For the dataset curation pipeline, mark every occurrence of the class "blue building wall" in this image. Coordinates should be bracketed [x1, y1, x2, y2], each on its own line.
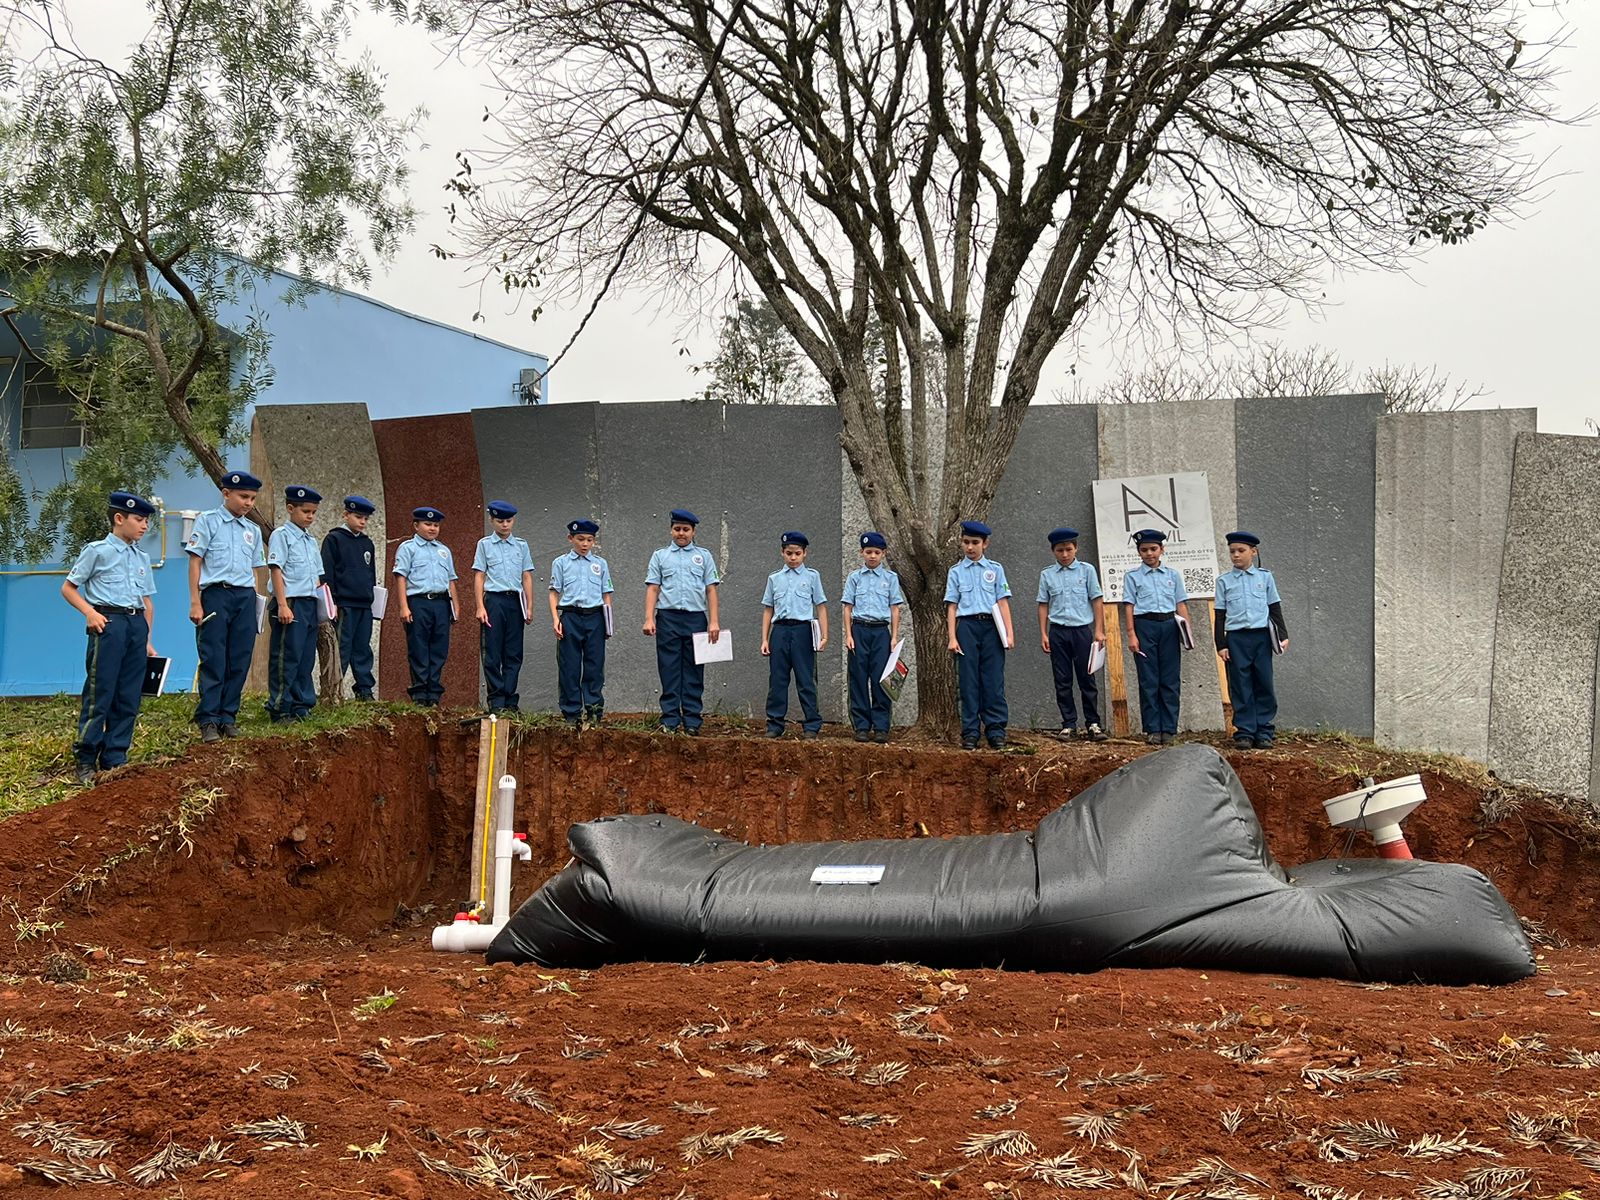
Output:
[0, 269, 546, 696]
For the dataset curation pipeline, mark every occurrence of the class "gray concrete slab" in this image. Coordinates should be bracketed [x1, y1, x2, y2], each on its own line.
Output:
[1373, 409, 1533, 757]
[1096, 400, 1237, 731]
[595, 400, 733, 719]
[1235, 394, 1384, 737]
[474, 403, 602, 712]
[1490, 432, 1600, 799]
[250, 403, 386, 698]
[724, 403, 845, 724]
[991, 404, 1102, 730]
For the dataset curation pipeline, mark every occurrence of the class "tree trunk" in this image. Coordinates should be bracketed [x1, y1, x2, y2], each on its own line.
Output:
[906, 583, 958, 737]
[317, 620, 341, 704]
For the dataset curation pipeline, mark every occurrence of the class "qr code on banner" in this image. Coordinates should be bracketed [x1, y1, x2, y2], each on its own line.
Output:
[1184, 567, 1216, 595]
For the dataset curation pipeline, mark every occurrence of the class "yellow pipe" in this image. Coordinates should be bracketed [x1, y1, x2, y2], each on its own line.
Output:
[476, 717, 499, 911]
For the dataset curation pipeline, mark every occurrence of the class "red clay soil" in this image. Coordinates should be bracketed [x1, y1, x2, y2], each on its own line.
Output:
[3, 720, 1600, 1198]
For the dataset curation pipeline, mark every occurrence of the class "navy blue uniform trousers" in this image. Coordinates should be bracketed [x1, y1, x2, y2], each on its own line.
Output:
[955, 614, 1007, 741]
[76, 609, 148, 769]
[655, 608, 708, 731]
[195, 584, 256, 728]
[1133, 613, 1181, 734]
[480, 591, 525, 711]
[1225, 626, 1278, 740]
[767, 620, 821, 734]
[336, 603, 375, 698]
[556, 605, 606, 719]
[847, 622, 893, 734]
[266, 596, 319, 719]
[405, 594, 452, 705]
[1048, 621, 1102, 729]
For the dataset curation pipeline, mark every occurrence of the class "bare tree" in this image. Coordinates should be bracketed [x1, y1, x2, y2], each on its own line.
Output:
[1062, 343, 1486, 411]
[447, 0, 1555, 728]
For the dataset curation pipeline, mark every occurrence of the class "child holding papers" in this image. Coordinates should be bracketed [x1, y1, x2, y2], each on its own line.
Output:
[1213, 530, 1289, 751]
[944, 520, 1013, 750]
[842, 531, 904, 743]
[761, 532, 828, 739]
[1036, 527, 1108, 741]
[643, 509, 721, 736]
[1122, 529, 1191, 745]
[549, 518, 614, 729]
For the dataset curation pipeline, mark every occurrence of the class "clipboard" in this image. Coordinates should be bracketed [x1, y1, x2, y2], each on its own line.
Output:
[142, 656, 172, 697]
[1087, 641, 1107, 674]
[254, 591, 268, 634]
[1176, 613, 1195, 651]
[990, 602, 1012, 648]
[604, 604, 614, 638]
[371, 584, 388, 620]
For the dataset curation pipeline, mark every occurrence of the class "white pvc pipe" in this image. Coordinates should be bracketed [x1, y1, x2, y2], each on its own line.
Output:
[433, 773, 528, 952]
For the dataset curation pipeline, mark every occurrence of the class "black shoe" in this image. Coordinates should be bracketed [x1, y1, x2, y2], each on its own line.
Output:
[872, 730, 889, 744]
[854, 730, 871, 743]
[766, 729, 784, 740]
[1085, 724, 1109, 742]
[1145, 732, 1161, 745]
[1232, 735, 1253, 750]
[200, 723, 222, 744]
[73, 763, 95, 786]
[1254, 737, 1276, 749]
[271, 715, 295, 726]
[220, 724, 242, 739]
[354, 692, 375, 701]
[1160, 732, 1175, 745]
[565, 717, 581, 730]
[1057, 727, 1078, 740]
[658, 724, 678, 735]
[685, 727, 700, 737]
[961, 738, 978, 751]
[801, 729, 819, 740]
[987, 739, 1006, 751]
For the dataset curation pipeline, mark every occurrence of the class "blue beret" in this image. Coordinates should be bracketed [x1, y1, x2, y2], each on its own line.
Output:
[859, 531, 887, 550]
[220, 470, 262, 490]
[1132, 528, 1166, 545]
[568, 518, 599, 536]
[669, 508, 699, 526]
[285, 485, 321, 504]
[412, 506, 445, 522]
[343, 495, 376, 515]
[960, 520, 992, 539]
[781, 531, 809, 548]
[487, 500, 518, 518]
[1225, 530, 1261, 547]
[108, 491, 156, 517]
[1048, 527, 1080, 546]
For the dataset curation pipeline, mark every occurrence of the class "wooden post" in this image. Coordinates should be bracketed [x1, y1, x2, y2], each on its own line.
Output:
[1104, 609, 1130, 738]
[1202, 599, 1234, 735]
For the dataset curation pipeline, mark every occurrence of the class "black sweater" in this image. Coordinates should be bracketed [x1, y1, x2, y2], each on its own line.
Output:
[321, 526, 377, 606]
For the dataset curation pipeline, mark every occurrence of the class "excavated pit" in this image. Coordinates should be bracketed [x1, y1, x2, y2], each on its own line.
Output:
[3, 715, 1597, 951]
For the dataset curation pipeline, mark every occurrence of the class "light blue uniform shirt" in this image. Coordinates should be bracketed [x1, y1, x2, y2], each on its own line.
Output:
[762, 565, 827, 620]
[68, 534, 156, 608]
[645, 542, 721, 612]
[943, 556, 1011, 616]
[842, 565, 904, 622]
[473, 533, 535, 593]
[394, 535, 458, 595]
[267, 523, 321, 597]
[186, 507, 264, 587]
[1124, 563, 1187, 614]
[1037, 560, 1103, 627]
[550, 550, 613, 607]
[1215, 565, 1280, 630]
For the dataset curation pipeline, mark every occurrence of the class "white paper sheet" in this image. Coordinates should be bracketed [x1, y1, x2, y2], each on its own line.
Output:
[693, 630, 733, 664]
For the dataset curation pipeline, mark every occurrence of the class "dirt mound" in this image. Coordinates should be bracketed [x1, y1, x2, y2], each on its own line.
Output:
[2, 717, 1597, 950]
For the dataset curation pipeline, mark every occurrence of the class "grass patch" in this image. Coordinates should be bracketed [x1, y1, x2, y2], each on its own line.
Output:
[0, 695, 409, 820]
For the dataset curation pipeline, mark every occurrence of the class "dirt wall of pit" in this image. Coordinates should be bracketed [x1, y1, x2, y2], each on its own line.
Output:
[3, 718, 1597, 951]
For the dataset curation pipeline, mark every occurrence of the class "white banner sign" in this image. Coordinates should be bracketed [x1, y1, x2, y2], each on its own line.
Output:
[1092, 471, 1220, 601]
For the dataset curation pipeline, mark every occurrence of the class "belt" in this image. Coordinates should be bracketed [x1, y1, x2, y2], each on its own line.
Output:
[414, 591, 449, 600]
[774, 618, 808, 626]
[657, 608, 701, 614]
[853, 619, 888, 627]
[93, 604, 141, 616]
[958, 613, 994, 621]
[1049, 620, 1093, 628]
[203, 581, 247, 590]
[559, 605, 602, 613]
[1134, 611, 1176, 622]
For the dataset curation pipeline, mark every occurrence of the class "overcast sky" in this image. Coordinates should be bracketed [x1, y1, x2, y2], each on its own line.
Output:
[72, 3, 1600, 434]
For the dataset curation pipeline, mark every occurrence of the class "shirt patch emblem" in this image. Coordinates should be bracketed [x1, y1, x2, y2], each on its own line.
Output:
[591, 563, 602, 575]
[691, 553, 703, 566]
[983, 569, 996, 584]
[243, 530, 255, 545]
[438, 546, 449, 557]
[363, 551, 372, 565]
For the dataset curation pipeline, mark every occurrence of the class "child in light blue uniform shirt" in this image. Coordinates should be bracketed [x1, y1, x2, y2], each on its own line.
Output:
[1214, 530, 1288, 751]
[943, 520, 1013, 750]
[266, 485, 324, 722]
[1122, 529, 1191, 744]
[841, 531, 904, 743]
[394, 506, 459, 706]
[186, 469, 265, 741]
[549, 518, 613, 727]
[761, 531, 829, 739]
[473, 500, 536, 713]
[62, 491, 158, 783]
[643, 509, 721, 735]
[1036, 527, 1108, 740]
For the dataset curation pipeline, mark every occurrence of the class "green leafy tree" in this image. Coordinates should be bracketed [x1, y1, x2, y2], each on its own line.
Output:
[447, 0, 1555, 728]
[696, 297, 822, 405]
[0, 0, 418, 560]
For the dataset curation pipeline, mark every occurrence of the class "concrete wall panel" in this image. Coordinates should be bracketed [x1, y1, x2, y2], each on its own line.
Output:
[373, 413, 484, 705]
[991, 405, 1102, 729]
[1236, 394, 1384, 737]
[1373, 409, 1533, 756]
[1489, 433, 1600, 799]
[250, 404, 387, 699]
[1096, 401, 1237, 731]
[474, 403, 602, 712]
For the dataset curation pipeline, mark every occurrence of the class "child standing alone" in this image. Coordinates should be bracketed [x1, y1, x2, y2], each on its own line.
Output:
[761, 531, 828, 739]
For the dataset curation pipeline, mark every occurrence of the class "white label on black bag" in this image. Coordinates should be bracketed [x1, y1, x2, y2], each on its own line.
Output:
[810, 865, 885, 885]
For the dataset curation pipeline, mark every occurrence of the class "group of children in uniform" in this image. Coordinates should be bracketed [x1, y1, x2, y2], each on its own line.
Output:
[63, 476, 1289, 779]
